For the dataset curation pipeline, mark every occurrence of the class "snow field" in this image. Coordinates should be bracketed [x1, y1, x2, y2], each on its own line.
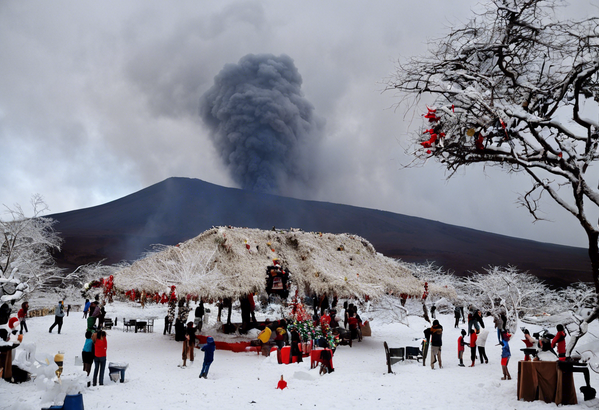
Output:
[2, 301, 598, 410]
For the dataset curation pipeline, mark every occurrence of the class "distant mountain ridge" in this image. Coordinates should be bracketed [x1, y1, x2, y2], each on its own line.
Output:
[50, 177, 590, 288]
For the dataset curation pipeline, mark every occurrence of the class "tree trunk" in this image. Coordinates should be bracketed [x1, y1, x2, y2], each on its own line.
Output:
[566, 230, 599, 356]
[585, 231, 599, 323]
[422, 301, 431, 324]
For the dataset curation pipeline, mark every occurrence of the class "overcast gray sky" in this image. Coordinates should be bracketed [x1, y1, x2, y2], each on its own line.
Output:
[1, 0, 597, 248]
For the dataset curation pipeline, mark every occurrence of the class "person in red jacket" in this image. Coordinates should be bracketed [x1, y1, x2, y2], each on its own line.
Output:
[347, 313, 362, 342]
[551, 324, 567, 361]
[17, 302, 28, 334]
[457, 329, 468, 367]
[522, 329, 536, 361]
[92, 330, 107, 386]
[469, 329, 478, 367]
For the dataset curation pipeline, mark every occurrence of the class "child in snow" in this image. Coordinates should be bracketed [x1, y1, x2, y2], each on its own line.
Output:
[199, 336, 215, 379]
[82, 331, 94, 387]
[500, 331, 511, 380]
[469, 329, 478, 367]
[457, 329, 468, 367]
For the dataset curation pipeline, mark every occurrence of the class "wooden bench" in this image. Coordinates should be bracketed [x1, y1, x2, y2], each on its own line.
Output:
[405, 346, 423, 362]
[384, 341, 404, 373]
[103, 318, 114, 329]
[123, 319, 136, 332]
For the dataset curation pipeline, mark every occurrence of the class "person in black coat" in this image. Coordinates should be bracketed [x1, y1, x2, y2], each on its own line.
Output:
[454, 306, 461, 328]
[194, 301, 205, 332]
[290, 327, 303, 363]
[0, 302, 12, 326]
[174, 318, 186, 342]
[429, 320, 443, 369]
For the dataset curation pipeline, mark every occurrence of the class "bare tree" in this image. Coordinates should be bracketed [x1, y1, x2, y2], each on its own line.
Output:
[461, 266, 556, 331]
[0, 195, 62, 302]
[386, 0, 599, 333]
[558, 281, 598, 311]
[114, 244, 218, 296]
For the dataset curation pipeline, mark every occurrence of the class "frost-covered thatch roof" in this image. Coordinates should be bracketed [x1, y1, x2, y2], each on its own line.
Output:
[114, 226, 454, 300]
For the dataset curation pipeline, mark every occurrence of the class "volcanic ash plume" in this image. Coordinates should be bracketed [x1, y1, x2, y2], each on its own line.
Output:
[199, 54, 322, 195]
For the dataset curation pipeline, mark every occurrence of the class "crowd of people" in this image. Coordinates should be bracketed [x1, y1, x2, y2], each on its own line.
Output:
[246, 295, 368, 375]
[168, 298, 216, 378]
[1, 294, 593, 390]
[424, 304, 581, 381]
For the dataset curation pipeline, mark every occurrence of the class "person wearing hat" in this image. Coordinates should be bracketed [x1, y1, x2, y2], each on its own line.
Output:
[500, 331, 512, 380]
[49, 301, 65, 334]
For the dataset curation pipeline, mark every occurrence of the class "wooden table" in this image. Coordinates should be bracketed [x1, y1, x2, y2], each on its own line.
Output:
[517, 360, 577, 405]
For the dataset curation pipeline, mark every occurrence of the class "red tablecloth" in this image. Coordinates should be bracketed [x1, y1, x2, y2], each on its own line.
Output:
[310, 349, 334, 369]
[279, 346, 301, 364]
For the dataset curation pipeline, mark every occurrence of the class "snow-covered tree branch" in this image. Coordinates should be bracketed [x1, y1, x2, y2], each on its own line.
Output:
[0, 195, 62, 302]
[461, 266, 556, 331]
[386, 0, 599, 350]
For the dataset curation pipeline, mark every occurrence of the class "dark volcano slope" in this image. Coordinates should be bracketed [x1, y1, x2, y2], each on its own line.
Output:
[50, 177, 590, 287]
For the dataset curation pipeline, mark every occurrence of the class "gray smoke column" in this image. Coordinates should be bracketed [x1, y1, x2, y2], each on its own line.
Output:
[199, 53, 322, 194]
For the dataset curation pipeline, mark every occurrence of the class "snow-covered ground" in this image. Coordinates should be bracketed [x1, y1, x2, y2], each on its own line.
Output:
[2, 301, 599, 410]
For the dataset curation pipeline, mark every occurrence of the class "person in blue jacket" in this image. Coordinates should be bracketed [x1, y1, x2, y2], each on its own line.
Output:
[83, 299, 91, 319]
[199, 336, 215, 379]
[500, 331, 512, 380]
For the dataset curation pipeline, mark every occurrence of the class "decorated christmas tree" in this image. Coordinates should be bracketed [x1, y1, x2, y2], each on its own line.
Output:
[287, 291, 338, 348]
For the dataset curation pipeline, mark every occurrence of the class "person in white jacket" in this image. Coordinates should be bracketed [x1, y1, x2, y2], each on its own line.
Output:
[476, 328, 489, 364]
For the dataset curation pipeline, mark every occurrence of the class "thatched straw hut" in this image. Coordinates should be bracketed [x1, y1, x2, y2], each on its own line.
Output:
[114, 226, 454, 300]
